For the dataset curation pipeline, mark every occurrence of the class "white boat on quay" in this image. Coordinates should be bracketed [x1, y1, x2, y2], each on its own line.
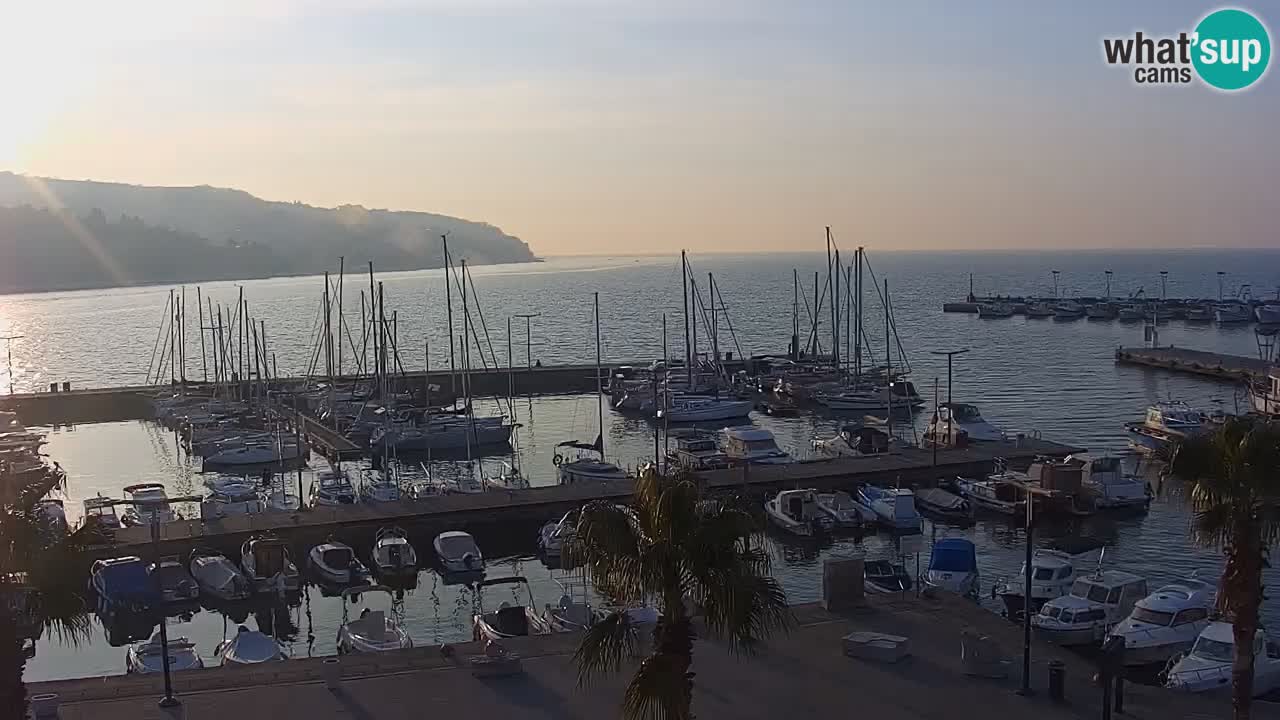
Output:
[126, 627, 203, 674]
[1108, 577, 1215, 667]
[215, 626, 288, 666]
[337, 585, 413, 654]
[1164, 622, 1280, 696]
[1032, 570, 1148, 646]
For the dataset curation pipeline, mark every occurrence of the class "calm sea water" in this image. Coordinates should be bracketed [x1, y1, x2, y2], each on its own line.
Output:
[11, 250, 1280, 682]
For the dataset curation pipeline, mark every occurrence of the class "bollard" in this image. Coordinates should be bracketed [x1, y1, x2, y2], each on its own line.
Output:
[29, 693, 60, 719]
[1047, 660, 1065, 702]
[322, 657, 341, 691]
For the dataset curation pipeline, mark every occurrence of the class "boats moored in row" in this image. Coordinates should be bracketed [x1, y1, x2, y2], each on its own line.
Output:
[765, 489, 834, 537]
[1108, 577, 1215, 666]
[1165, 622, 1280, 696]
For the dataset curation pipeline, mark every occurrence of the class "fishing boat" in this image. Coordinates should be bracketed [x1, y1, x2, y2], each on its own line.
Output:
[337, 585, 413, 654]
[994, 549, 1079, 618]
[658, 396, 753, 423]
[358, 469, 401, 503]
[864, 560, 912, 593]
[371, 526, 418, 580]
[307, 538, 369, 585]
[1118, 304, 1148, 321]
[857, 486, 921, 532]
[310, 469, 357, 506]
[150, 558, 200, 604]
[1085, 302, 1117, 320]
[1124, 401, 1208, 454]
[915, 487, 972, 522]
[126, 627, 203, 674]
[1214, 302, 1253, 324]
[1069, 454, 1151, 510]
[814, 491, 874, 529]
[1184, 303, 1215, 323]
[82, 494, 122, 531]
[537, 509, 578, 557]
[472, 576, 553, 641]
[764, 489, 833, 537]
[215, 626, 288, 666]
[924, 538, 980, 597]
[977, 303, 1014, 318]
[188, 549, 250, 601]
[1024, 301, 1054, 318]
[120, 483, 176, 527]
[90, 557, 158, 612]
[1032, 570, 1148, 646]
[720, 426, 793, 465]
[433, 530, 485, 573]
[1108, 577, 1215, 666]
[1164, 622, 1280, 696]
[1053, 301, 1086, 320]
[925, 403, 1004, 444]
[240, 535, 301, 594]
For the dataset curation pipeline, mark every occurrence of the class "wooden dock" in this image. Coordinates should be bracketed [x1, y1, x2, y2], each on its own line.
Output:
[1115, 345, 1272, 383]
[93, 436, 1081, 560]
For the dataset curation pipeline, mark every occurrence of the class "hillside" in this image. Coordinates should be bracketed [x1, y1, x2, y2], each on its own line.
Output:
[0, 172, 536, 293]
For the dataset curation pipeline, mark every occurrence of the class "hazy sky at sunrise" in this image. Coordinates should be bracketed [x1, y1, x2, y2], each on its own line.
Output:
[2, 0, 1277, 255]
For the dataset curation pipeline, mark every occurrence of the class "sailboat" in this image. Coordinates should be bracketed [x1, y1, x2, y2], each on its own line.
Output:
[558, 293, 628, 484]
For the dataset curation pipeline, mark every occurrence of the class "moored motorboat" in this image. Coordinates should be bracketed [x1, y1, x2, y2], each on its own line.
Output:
[307, 539, 369, 585]
[658, 397, 753, 423]
[189, 548, 251, 601]
[1069, 453, 1151, 510]
[433, 530, 485, 574]
[857, 485, 921, 532]
[1124, 401, 1207, 454]
[90, 557, 159, 613]
[764, 489, 833, 537]
[915, 487, 972, 522]
[924, 538, 980, 597]
[215, 626, 288, 665]
[1108, 577, 1215, 667]
[472, 576, 553, 641]
[371, 526, 418, 580]
[310, 469, 357, 506]
[120, 483, 176, 527]
[126, 627, 203, 674]
[337, 585, 413, 654]
[537, 509, 578, 557]
[814, 490, 874, 529]
[925, 403, 1004, 444]
[1164, 622, 1280, 696]
[864, 559, 912, 593]
[993, 549, 1078, 618]
[720, 426, 793, 465]
[240, 535, 301, 594]
[82, 494, 122, 531]
[1032, 570, 1148, 646]
[977, 303, 1014, 318]
[151, 558, 200, 604]
[1053, 301, 1086, 320]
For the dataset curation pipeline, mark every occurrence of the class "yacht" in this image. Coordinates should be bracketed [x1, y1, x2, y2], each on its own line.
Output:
[120, 483, 176, 527]
[1053, 301, 1086, 320]
[371, 526, 418, 580]
[310, 469, 357, 506]
[1032, 570, 1148, 646]
[188, 549, 251, 601]
[370, 415, 515, 452]
[1068, 454, 1151, 510]
[307, 539, 369, 585]
[764, 489, 833, 537]
[201, 483, 265, 519]
[434, 530, 485, 574]
[658, 396, 753, 423]
[473, 576, 552, 641]
[215, 626, 288, 665]
[337, 585, 413, 654]
[665, 434, 731, 472]
[857, 486, 921, 532]
[359, 469, 401, 503]
[1165, 622, 1280, 696]
[1108, 577, 1215, 666]
[1125, 401, 1207, 454]
[925, 403, 1004, 444]
[994, 549, 1078, 617]
[719, 426, 793, 465]
[240, 535, 301, 594]
[126, 627, 203, 674]
[924, 538, 980, 597]
[814, 491, 875, 529]
[204, 440, 305, 467]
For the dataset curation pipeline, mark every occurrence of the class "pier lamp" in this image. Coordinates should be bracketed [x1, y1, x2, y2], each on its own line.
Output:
[116, 493, 204, 709]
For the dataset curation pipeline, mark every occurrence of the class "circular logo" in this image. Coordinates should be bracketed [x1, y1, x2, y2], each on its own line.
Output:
[1192, 8, 1271, 91]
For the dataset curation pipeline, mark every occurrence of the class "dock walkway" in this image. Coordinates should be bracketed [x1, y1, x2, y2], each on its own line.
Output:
[95, 437, 1080, 558]
[31, 595, 1245, 720]
[1115, 345, 1272, 382]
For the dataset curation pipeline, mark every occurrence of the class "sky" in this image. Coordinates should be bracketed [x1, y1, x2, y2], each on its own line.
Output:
[2, 0, 1277, 255]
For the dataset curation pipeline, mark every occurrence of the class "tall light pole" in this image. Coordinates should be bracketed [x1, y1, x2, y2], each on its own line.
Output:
[1159, 271, 1169, 301]
[930, 349, 969, 444]
[1051, 270, 1060, 300]
[1104, 270, 1113, 300]
[2, 334, 23, 395]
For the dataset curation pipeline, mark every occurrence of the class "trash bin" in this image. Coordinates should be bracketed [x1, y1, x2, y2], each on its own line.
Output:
[1048, 659, 1066, 702]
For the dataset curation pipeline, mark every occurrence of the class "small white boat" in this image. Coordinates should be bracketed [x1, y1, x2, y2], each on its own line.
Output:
[1185, 303, 1215, 323]
[864, 559, 913, 593]
[1069, 454, 1150, 510]
[658, 397, 753, 423]
[215, 626, 288, 665]
[473, 576, 553, 641]
[1165, 622, 1280, 696]
[126, 627, 203, 674]
[537, 509, 578, 557]
[915, 487, 972, 522]
[82, 494, 122, 531]
[814, 491, 875, 529]
[557, 457, 628, 484]
[310, 469, 357, 506]
[240, 535, 300, 594]
[1085, 302, 1117, 320]
[1108, 577, 1215, 666]
[812, 426, 891, 457]
[1215, 302, 1253, 324]
[1256, 303, 1280, 324]
[481, 461, 530, 491]
[433, 530, 485, 573]
[543, 576, 598, 632]
[307, 539, 369, 585]
[720, 426, 792, 465]
[994, 549, 1078, 618]
[189, 549, 251, 601]
[925, 538, 980, 597]
[151, 558, 200, 604]
[857, 485, 921, 532]
[1249, 368, 1280, 418]
[1124, 401, 1207, 454]
[764, 489, 834, 537]
[926, 403, 1004, 444]
[337, 585, 413, 654]
[261, 487, 301, 512]
[200, 483, 264, 519]
[359, 469, 401, 503]
[1053, 301, 1086, 319]
[1032, 570, 1148, 646]
[371, 526, 418, 580]
[120, 483, 176, 527]
[1025, 301, 1055, 318]
[977, 303, 1014, 318]
[205, 441, 305, 466]
[955, 476, 1025, 516]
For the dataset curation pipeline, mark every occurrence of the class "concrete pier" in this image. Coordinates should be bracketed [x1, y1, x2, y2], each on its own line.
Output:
[1115, 345, 1272, 383]
[29, 594, 1240, 720]
[92, 437, 1081, 560]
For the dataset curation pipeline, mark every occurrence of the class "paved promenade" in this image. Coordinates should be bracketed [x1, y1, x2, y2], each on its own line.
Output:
[33, 594, 1267, 720]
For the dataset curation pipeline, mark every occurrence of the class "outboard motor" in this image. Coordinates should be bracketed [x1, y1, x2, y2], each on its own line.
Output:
[464, 553, 479, 571]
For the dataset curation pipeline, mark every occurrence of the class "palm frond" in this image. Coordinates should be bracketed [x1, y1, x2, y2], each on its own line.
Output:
[571, 501, 648, 604]
[622, 650, 693, 720]
[696, 561, 791, 654]
[574, 610, 637, 685]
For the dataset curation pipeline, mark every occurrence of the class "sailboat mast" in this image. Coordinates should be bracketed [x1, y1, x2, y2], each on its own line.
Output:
[595, 292, 605, 460]
[855, 247, 863, 379]
[323, 272, 334, 379]
[885, 278, 892, 437]
[708, 272, 718, 373]
[197, 287, 208, 382]
[507, 316, 515, 423]
[681, 250, 692, 385]
[367, 262, 378, 395]
[442, 235, 457, 396]
[811, 271, 819, 356]
[792, 269, 799, 360]
[845, 264, 852, 377]
[337, 256, 344, 378]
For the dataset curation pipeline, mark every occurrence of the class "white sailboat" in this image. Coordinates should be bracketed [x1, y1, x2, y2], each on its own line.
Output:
[558, 292, 627, 484]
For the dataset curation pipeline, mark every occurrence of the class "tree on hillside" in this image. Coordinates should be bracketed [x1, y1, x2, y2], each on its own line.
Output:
[1172, 416, 1280, 720]
[569, 469, 790, 720]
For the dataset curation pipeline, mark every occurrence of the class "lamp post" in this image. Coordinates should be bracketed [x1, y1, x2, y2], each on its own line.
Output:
[2, 334, 23, 395]
[1051, 270, 1060, 300]
[1018, 494, 1034, 696]
[1159, 271, 1169, 301]
[930, 349, 969, 445]
[513, 313, 540, 374]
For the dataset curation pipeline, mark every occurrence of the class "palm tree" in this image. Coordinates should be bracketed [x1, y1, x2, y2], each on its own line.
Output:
[569, 469, 790, 720]
[1172, 416, 1280, 720]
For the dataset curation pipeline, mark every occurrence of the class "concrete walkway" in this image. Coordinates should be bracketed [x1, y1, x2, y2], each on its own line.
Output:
[34, 595, 1267, 720]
